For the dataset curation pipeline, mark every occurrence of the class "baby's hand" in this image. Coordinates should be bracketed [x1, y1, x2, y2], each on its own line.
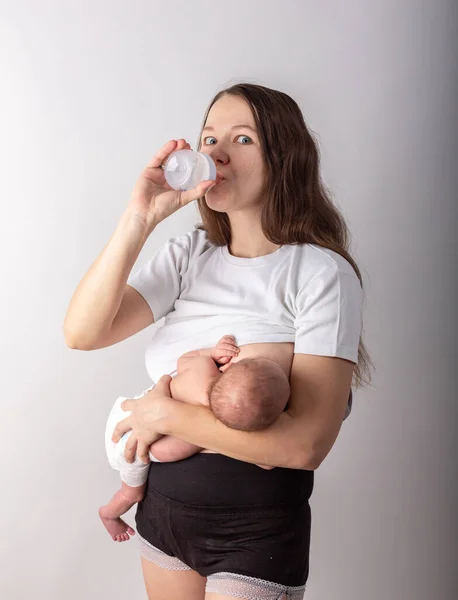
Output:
[211, 335, 240, 364]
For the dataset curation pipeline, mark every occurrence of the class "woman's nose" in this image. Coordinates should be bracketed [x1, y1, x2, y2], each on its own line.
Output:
[205, 147, 229, 166]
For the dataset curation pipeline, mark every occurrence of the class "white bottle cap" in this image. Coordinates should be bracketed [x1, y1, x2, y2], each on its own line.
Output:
[163, 150, 216, 191]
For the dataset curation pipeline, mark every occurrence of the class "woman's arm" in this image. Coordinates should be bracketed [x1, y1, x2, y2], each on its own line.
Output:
[114, 354, 355, 470]
[64, 210, 154, 349]
[64, 139, 215, 350]
[164, 353, 354, 470]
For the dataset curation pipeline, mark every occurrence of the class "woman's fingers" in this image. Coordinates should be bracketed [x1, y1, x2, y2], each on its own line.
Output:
[155, 374, 173, 396]
[121, 399, 135, 412]
[124, 432, 138, 464]
[136, 439, 150, 465]
[112, 415, 132, 443]
[179, 179, 216, 206]
[145, 140, 177, 169]
[145, 139, 190, 170]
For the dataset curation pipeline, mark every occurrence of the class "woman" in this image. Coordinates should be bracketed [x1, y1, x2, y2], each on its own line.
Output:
[65, 83, 373, 600]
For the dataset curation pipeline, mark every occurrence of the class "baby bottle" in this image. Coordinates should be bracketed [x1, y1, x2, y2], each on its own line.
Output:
[163, 149, 216, 191]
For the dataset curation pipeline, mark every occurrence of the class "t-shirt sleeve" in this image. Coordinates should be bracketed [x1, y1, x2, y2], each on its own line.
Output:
[294, 265, 363, 363]
[126, 235, 191, 322]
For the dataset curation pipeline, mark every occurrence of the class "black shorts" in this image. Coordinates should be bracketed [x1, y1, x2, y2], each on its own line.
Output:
[135, 453, 314, 587]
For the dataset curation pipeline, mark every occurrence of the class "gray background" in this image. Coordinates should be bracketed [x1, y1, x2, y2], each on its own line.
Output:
[1, 1, 456, 598]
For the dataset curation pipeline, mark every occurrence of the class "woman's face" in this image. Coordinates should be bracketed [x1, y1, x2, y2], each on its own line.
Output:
[200, 94, 266, 214]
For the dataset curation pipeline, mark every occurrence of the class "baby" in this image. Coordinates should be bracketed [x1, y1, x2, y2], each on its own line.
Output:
[100, 335, 291, 541]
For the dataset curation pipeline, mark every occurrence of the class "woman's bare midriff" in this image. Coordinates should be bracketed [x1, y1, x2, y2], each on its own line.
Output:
[200, 341, 294, 455]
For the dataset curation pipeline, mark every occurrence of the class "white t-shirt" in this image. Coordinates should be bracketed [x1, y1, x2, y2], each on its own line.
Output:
[127, 228, 363, 393]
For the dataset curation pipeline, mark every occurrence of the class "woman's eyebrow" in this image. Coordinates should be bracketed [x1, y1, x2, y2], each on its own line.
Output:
[202, 124, 257, 133]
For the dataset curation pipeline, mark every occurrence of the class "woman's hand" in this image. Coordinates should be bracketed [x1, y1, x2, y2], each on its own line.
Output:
[112, 375, 173, 464]
[127, 139, 216, 229]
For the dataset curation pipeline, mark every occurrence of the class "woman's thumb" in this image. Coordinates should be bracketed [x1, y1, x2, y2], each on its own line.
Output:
[157, 374, 172, 391]
[199, 180, 216, 194]
[181, 180, 215, 205]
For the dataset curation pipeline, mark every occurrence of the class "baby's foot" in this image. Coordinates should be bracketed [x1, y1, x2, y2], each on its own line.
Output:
[98, 506, 136, 542]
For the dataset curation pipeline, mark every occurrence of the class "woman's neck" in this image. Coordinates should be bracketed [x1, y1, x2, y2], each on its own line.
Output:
[227, 211, 281, 259]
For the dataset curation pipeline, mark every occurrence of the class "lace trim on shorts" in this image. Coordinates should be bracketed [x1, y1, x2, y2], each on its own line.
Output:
[206, 571, 306, 600]
[138, 533, 191, 571]
[139, 534, 305, 599]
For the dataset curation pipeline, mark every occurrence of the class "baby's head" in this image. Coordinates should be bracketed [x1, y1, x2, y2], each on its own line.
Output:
[208, 358, 290, 432]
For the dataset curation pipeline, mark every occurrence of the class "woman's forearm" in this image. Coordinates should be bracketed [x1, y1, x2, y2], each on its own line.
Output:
[64, 209, 154, 349]
[161, 401, 314, 470]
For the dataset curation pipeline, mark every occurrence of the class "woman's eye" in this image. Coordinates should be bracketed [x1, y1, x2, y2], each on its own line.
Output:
[236, 135, 252, 144]
[202, 135, 252, 145]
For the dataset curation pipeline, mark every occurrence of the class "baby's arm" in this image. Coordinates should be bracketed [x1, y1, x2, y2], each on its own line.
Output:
[179, 348, 212, 359]
[179, 335, 240, 366]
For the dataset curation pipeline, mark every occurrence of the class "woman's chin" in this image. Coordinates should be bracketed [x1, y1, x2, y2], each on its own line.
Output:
[205, 187, 233, 211]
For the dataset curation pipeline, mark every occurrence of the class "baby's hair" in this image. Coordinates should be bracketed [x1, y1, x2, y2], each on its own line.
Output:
[208, 357, 290, 432]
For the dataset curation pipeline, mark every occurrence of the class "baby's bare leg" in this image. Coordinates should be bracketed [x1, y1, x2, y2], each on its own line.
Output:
[149, 435, 203, 462]
[99, 481, 146, 542]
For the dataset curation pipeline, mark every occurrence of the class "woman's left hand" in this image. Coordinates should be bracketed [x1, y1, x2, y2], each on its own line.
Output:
[112, 375, 173, 464]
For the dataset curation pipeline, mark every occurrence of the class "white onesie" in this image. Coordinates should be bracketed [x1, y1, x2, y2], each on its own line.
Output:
[105, 381, 160, 487]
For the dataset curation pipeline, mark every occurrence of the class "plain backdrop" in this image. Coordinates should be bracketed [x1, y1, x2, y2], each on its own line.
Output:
[1, 1, 456, 599]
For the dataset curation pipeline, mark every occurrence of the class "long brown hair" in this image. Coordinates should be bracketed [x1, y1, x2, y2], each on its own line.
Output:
[195, 83, 374, 389]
